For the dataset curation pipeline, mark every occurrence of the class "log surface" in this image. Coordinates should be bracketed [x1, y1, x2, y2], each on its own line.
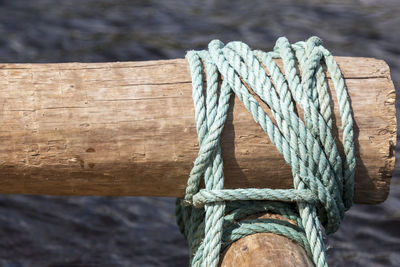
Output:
[0, 57, 395, 204]
[221, 214, 313, 267]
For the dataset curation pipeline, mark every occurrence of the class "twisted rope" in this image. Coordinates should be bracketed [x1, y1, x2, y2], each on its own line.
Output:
[176, 36, 355, 267]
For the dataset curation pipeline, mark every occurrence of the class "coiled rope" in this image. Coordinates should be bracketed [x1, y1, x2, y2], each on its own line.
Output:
[175, 36, 355, 267]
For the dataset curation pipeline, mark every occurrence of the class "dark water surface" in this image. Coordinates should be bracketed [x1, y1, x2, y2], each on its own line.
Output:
[0, 0, 399, 266]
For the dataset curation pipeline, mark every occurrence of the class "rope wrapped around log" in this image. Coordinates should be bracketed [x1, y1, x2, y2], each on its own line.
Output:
[176, 36, 356, 267]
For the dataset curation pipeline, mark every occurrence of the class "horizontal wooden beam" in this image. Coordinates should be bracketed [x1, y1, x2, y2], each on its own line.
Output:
[0, 57, 395, 204]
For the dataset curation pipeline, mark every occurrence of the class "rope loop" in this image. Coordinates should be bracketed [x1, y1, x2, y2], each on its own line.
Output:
[192, 188, 317, 208]
[176, 36, 356, 267]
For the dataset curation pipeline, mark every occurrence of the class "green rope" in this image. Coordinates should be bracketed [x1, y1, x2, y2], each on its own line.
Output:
[175, 36, 355, 267]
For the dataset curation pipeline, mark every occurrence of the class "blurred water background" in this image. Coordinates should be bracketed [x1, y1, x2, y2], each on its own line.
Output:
[0, 0, 398, 266]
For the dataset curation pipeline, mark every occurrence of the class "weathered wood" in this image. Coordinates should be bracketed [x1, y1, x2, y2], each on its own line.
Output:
[221, 214, 313, 267]
[0, 57, 395, 204]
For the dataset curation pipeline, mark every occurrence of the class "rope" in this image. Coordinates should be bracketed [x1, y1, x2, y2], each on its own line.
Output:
[175, 36, 355, 267]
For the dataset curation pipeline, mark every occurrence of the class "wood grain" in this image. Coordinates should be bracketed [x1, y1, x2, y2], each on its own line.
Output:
[0, 57, 395, 204]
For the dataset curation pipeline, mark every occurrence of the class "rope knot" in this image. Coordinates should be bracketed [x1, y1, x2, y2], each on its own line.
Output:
[176, 37, 355, 267]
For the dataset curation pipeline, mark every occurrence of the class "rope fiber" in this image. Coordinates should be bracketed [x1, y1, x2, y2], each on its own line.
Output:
[175, 36, 355, 267]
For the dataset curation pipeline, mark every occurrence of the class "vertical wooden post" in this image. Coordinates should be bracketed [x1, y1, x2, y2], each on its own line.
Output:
[220, 214, 313, 267]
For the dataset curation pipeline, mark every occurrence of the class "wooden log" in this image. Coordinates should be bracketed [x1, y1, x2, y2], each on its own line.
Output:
[221, 213, 313, 267]
[0, 57, 395, 205]
[222, 232, 312, 267]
